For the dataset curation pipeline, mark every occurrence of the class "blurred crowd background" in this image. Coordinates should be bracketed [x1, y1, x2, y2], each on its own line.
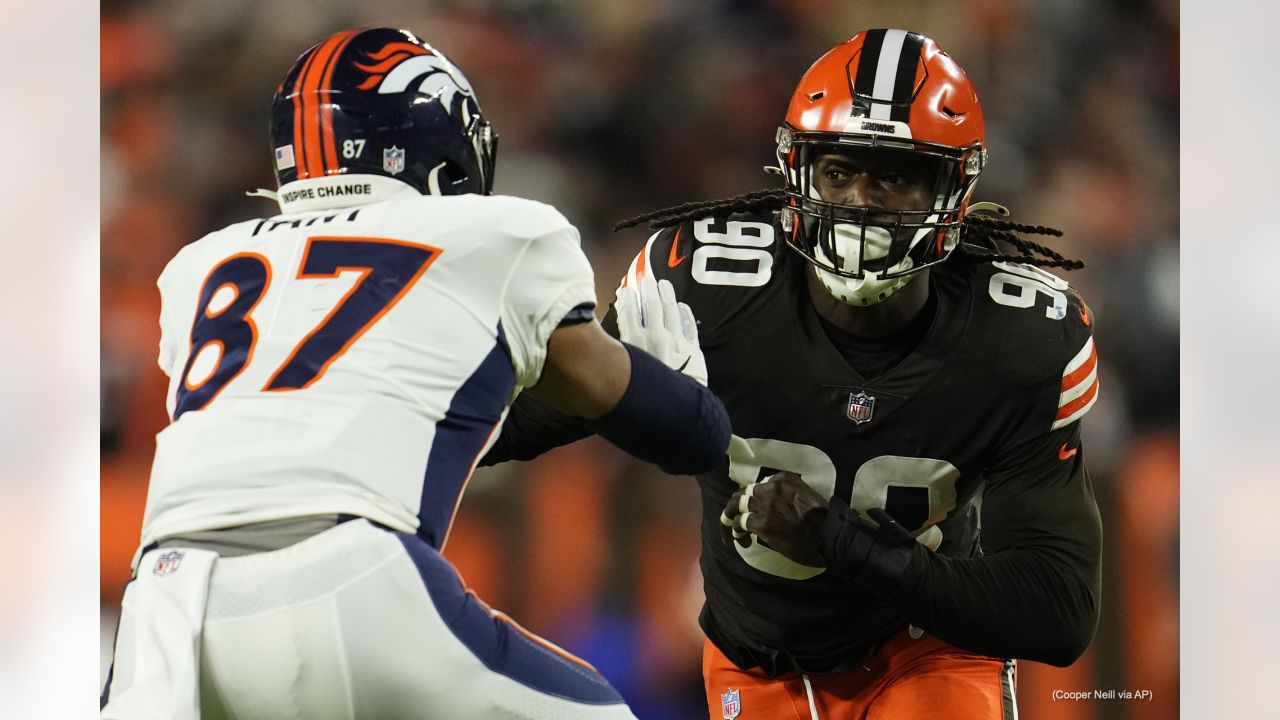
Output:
[100, 1, 1179, 717]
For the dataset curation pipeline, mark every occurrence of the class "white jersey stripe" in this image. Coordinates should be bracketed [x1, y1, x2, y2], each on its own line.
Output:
[1059, 365, 1098, 406]
[1052, 390, 1098, 431]
[1062, 336, 1095, 376]
[1051, 335, 1099, 430]
[622, 230, 661, 289]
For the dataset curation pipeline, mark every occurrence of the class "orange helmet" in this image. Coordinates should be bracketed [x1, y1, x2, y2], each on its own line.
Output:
[775, 29, 987, 304]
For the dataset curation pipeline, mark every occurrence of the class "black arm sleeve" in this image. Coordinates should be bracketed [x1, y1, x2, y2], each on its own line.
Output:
[819, 424, 1103, 666]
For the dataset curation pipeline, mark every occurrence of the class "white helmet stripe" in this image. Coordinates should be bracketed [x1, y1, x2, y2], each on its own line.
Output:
[869, 30, 908, 120]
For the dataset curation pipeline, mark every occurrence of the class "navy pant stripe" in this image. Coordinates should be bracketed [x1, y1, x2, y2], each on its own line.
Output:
[396, 532, 624, 705]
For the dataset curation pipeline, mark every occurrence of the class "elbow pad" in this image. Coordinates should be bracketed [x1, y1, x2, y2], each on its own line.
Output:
[587, 343, 730, 475]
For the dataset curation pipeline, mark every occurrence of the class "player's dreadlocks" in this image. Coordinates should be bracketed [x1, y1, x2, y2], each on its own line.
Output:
[614, 189, 1083, 270]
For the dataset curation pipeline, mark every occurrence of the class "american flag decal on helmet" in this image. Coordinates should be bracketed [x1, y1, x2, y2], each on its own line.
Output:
[1052, 336, 1099, 430]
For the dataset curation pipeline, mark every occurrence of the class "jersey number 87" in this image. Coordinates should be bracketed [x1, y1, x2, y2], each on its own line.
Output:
[174, 236, 441, 419]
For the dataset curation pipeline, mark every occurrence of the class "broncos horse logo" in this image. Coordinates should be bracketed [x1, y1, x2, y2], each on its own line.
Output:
[355, 42, 476, 117]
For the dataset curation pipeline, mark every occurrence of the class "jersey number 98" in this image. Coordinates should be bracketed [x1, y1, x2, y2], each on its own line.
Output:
[726, 436, 959, 580]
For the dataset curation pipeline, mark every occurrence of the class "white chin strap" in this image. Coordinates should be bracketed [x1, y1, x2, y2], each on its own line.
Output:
[813, 222, 919, 306]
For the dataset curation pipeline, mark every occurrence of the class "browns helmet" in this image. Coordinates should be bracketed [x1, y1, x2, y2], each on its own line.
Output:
[775, 29, 986, 304]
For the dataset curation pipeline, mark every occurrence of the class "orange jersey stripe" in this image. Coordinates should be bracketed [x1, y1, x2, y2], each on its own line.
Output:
[1055, 377, 1099, 421]
[1061, 344, 1098, 392]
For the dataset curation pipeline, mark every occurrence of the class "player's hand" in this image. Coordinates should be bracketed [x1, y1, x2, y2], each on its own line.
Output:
[720, 471, 826, 567]
[615, 275, 709, 386]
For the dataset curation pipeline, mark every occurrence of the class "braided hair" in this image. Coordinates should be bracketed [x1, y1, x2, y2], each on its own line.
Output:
[614, 189, 1082, 270]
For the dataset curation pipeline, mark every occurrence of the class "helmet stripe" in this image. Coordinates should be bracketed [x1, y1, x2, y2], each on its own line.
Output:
[889, 32, 925, 123]
[868, 29, 907, 119]
[851, 29, 926, 122]
[298, 33, 349, 178]
[851, 29, 886, 115]
[290, 46, 324, 179]
[319, 31, 358, 174]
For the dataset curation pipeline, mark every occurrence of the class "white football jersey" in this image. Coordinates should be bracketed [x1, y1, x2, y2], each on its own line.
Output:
[140, 176, 596, 550]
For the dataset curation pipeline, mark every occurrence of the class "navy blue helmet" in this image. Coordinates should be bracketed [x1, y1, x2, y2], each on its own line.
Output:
[270, 27, 497, 196]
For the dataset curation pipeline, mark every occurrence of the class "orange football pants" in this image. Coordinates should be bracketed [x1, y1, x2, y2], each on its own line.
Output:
[703, 628, 1017, 719]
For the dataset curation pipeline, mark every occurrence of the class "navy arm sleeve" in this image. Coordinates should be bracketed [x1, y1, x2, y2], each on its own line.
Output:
[818, 423, 1102, 666]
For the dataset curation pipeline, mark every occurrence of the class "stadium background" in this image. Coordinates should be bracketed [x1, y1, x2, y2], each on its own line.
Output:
[100, 1, 1179, 717]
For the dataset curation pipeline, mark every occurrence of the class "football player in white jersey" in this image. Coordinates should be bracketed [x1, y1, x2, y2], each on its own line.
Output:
[102, 27, 730, 720]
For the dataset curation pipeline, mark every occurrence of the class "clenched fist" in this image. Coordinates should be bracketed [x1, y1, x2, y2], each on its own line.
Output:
[720, 471, 828, 567]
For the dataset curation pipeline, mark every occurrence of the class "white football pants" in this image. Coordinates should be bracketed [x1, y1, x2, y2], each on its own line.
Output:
[103, 518, 637, 719]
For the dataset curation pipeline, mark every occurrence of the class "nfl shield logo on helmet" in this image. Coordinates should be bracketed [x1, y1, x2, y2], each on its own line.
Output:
[153, 550, 185, 577]
[383, 146, 406, 175]
[720, 688, 741, 719]
[847, 391, 875, 424]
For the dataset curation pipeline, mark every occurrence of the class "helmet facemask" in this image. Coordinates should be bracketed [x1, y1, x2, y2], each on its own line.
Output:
[776, 127, 984, 305]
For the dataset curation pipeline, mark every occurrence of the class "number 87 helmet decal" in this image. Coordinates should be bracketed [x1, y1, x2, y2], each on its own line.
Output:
[271, 27, 497, 197]
[776, 29, 987, 305]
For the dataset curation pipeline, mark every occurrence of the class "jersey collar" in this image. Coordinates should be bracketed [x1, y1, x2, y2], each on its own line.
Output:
[267, 174, 422, 215]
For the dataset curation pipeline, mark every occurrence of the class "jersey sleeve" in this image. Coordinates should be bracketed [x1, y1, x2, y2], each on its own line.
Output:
[985, 267, 1101, 450]
[500, 206, 598, 390]
[155, 248, 196, 421]
[820, 420, 1102, 666]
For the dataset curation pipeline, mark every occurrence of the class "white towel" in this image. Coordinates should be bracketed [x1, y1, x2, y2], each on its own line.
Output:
[102, 547, 218, 720]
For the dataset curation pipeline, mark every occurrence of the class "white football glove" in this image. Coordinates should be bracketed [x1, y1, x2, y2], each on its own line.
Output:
[614, 274, 709, 386]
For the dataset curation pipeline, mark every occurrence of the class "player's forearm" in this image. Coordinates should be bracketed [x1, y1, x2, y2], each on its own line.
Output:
[481, 344, 731, 475]
[818, 499, 1100, 666]
[891, 545, 1098, 665]
[479, 393, 591, 466]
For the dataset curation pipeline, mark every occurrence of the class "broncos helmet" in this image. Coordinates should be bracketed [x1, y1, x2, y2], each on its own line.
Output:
[271, 27, 497, 197]
[775, 29, 986, 305]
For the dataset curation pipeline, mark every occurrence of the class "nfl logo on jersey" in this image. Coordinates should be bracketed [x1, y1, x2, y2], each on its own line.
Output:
[383, 146, 406, 175]
[847, 391, 875, 424]
[153, 550, 185, 576]
[720, 688, 741, 719]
